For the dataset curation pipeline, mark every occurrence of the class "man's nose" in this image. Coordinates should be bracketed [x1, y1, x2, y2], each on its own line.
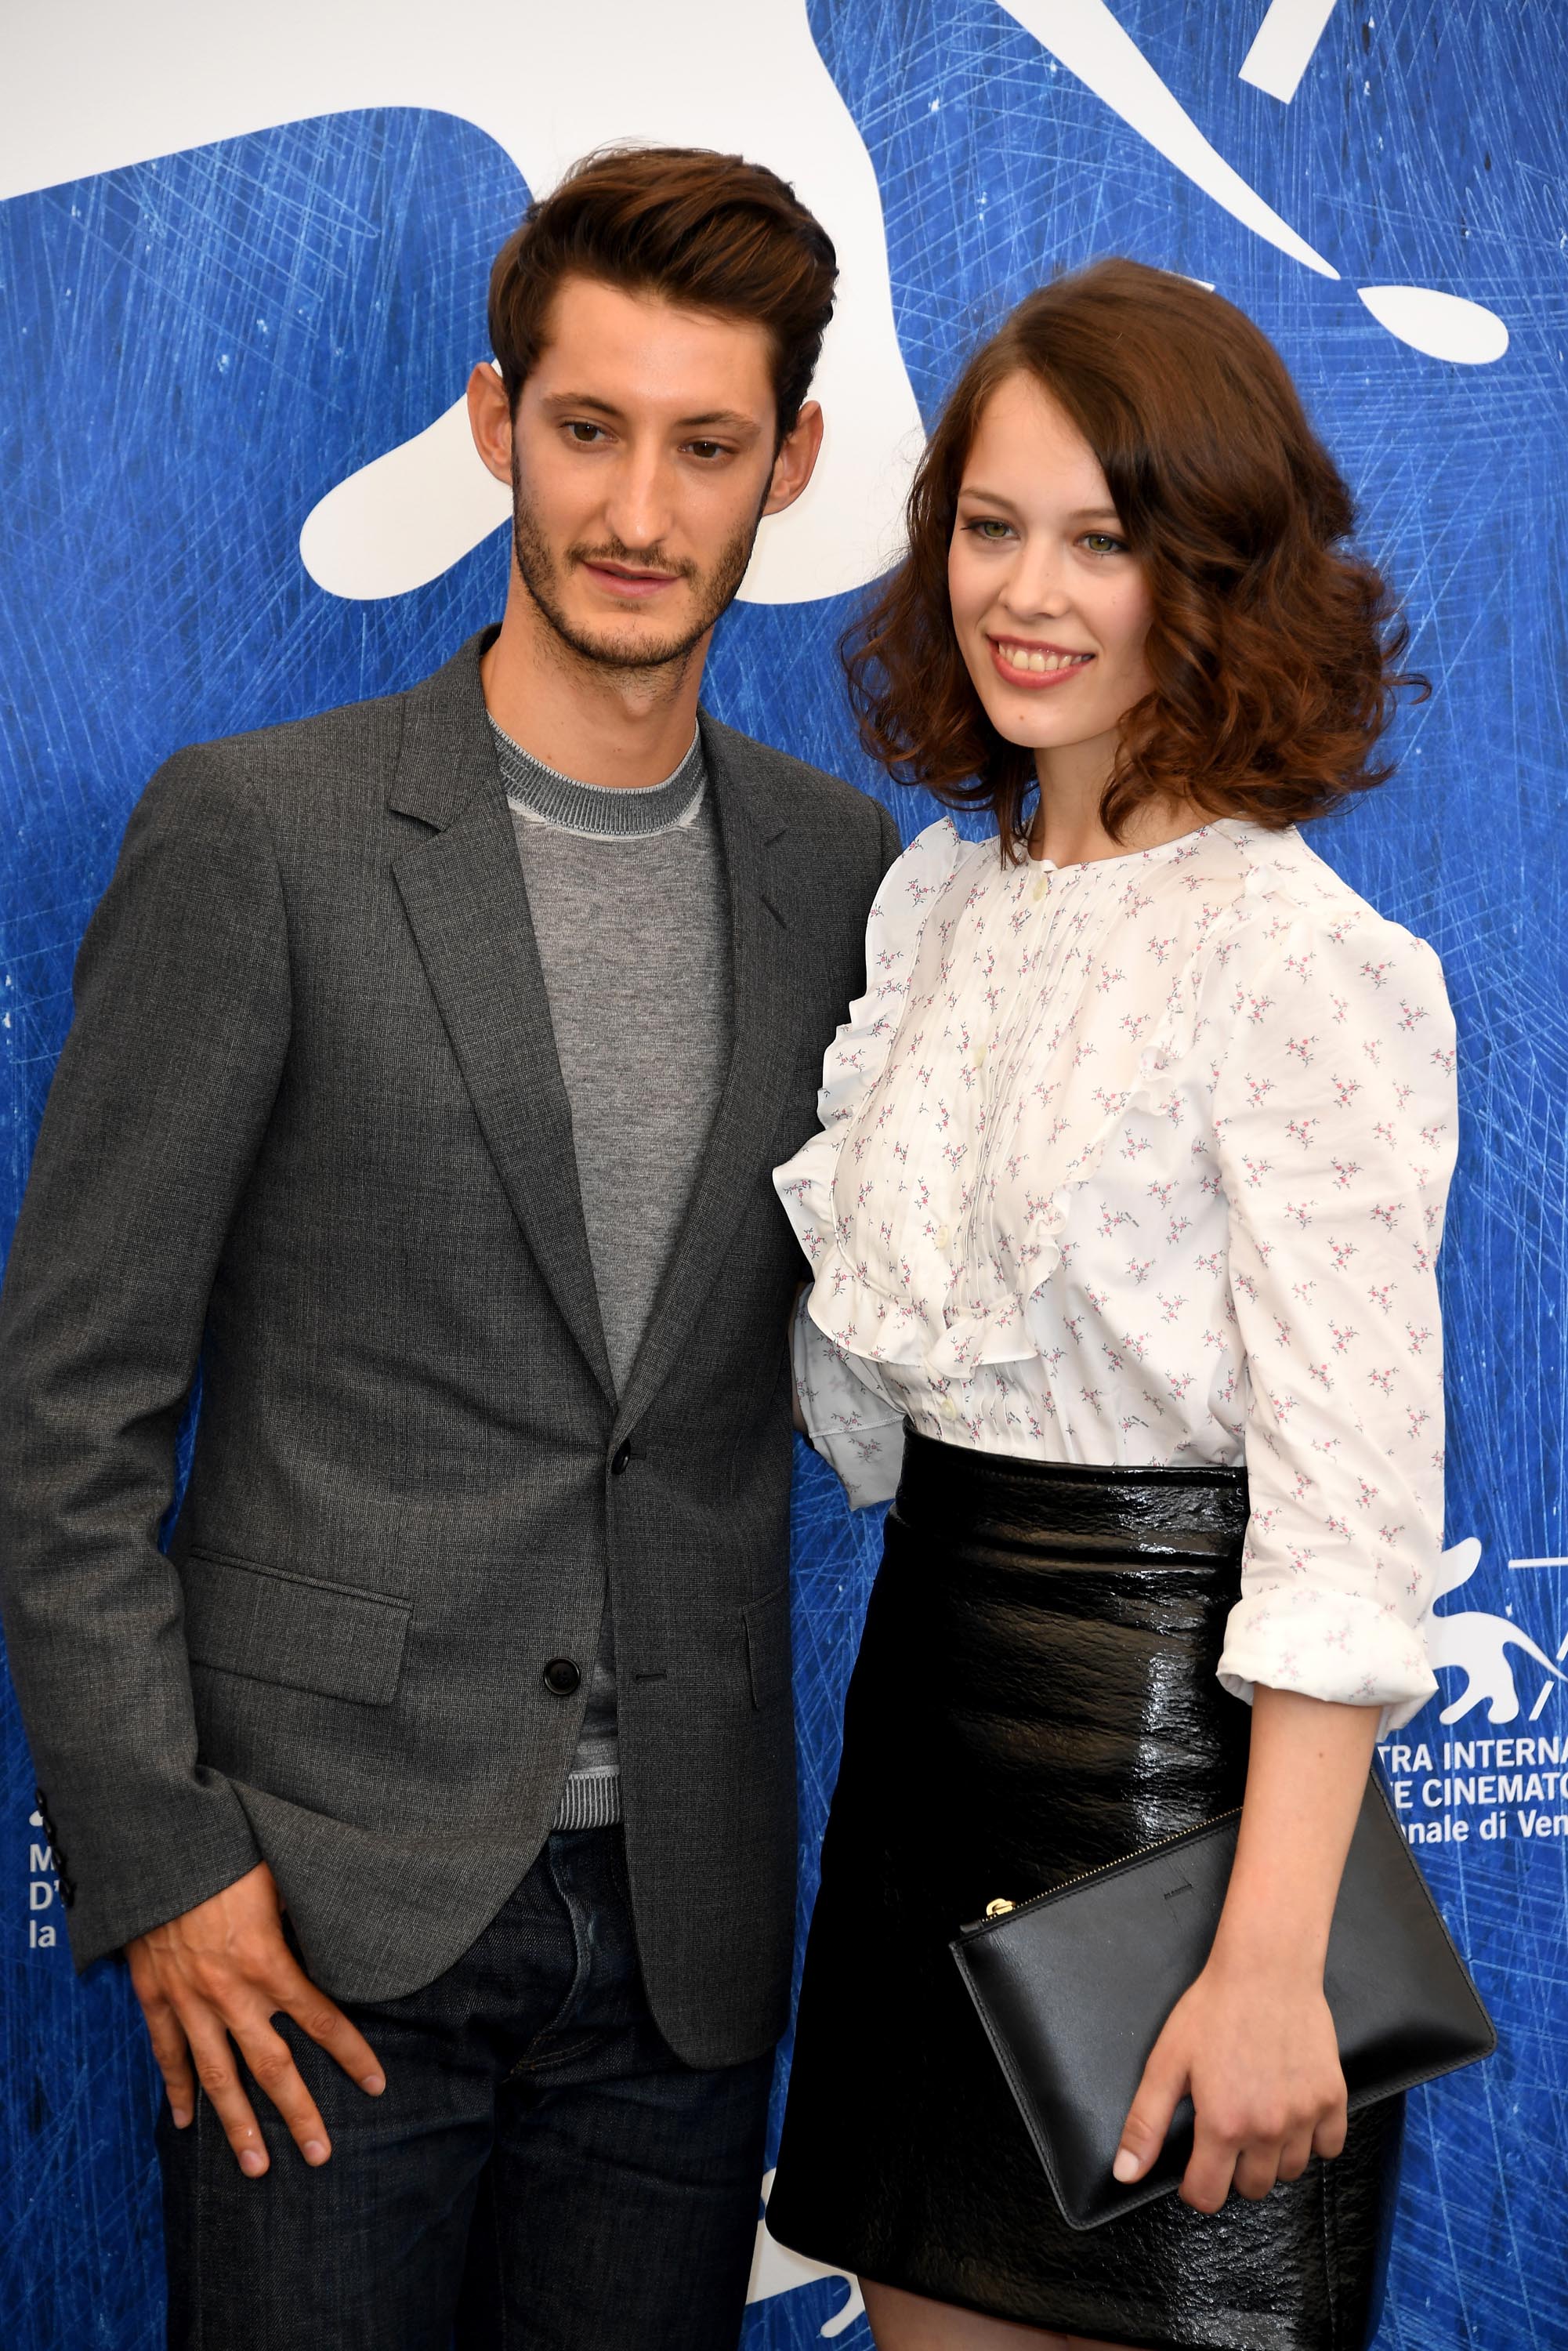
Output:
[602, 447, 677, 559]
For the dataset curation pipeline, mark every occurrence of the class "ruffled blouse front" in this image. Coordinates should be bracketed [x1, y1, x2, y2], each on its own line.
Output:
[776, 816, 1458, 1732]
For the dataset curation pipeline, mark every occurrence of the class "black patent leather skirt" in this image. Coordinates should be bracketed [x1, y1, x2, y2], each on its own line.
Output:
[768, 1430, 1402, 2351]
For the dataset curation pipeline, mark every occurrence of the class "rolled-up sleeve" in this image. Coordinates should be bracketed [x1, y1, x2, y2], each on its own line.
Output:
[1210, 902, 1458, 1733]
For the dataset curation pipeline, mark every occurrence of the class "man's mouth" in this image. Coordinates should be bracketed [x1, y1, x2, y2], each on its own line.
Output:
[578, 557, 687, 602]
[989, 636, 1096, 687]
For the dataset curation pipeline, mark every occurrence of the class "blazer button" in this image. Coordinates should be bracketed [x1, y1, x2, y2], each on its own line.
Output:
[542, 1657, 581, 1697]
[610, 1441, 632, 1476]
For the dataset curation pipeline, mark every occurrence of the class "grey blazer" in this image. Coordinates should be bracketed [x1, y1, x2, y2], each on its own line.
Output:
[0, 630, 900, 2069]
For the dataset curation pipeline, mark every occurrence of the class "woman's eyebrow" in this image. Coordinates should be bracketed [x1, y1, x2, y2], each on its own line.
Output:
[956, 486, 1125, 527]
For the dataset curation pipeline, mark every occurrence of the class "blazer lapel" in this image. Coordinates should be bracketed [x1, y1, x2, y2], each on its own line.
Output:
[389, 636, 614, 1403]
[611, 714, 803, 1441]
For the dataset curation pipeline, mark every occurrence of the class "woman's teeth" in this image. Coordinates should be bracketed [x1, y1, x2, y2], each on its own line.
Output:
[997, 643, 1092, 676]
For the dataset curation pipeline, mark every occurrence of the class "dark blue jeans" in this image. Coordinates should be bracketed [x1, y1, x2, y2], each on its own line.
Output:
[156, 1828, 773, 2349]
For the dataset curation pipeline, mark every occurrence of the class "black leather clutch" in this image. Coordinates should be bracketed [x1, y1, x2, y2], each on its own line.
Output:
[950, 1777, 1496, 2231]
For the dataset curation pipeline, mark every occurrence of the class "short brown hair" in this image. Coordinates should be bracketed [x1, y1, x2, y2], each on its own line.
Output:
[846, 258, 1425, 857]
[488, 146, 838, 437]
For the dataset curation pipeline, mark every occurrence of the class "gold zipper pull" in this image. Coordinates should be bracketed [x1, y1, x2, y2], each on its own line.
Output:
[984, 1898, 1016, 1918]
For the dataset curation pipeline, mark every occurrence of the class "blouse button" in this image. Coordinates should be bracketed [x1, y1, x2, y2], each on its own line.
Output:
[936, 1223, 951, 1248]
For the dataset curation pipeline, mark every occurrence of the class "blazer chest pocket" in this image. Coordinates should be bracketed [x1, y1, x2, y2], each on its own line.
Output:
[180, 1552, 412, 1707]
[743, 1582, 792, 1710]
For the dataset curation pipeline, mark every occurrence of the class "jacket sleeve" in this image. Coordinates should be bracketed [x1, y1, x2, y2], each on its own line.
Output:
[0, 748, 292, 1965]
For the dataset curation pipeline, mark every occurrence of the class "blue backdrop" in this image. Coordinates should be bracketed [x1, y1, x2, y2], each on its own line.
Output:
[3, 5, 1565, 2345]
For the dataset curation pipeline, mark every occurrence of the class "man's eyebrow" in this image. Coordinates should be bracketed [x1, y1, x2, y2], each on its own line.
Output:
[539, 392, 761, 433]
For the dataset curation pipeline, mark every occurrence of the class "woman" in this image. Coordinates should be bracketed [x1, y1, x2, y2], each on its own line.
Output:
[768, 259, 1455, 2351]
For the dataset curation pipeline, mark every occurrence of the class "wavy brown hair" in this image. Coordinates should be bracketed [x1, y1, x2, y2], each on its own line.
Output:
[846, 259, 1426, 857]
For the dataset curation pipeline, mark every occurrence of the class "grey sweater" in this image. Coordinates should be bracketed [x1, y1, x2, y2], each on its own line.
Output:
[491, 716, 732, 1828]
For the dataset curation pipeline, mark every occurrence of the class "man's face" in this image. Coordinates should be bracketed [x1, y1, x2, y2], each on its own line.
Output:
[491, 276, 805, 673]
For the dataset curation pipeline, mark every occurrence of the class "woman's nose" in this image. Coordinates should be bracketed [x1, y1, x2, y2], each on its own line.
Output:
[1001, 561, 1071, 621]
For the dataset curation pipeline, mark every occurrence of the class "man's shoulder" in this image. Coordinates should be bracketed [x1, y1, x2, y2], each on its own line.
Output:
[158, 677, 411, 813]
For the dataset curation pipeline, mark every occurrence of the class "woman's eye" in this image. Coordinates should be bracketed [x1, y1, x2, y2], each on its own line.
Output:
[965, 518, 1014, 542]
[1081, 531, 1128, 555]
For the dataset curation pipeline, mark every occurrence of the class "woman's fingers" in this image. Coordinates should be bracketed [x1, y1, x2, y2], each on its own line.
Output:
[1180, 2118, 1242, 2213]
[1229, 2138, 1285, 2201]
[1276, 2128, 1316, 2183]
[1312, 2103, 1349, 2161]
[1114, 2033, 1189, 2184]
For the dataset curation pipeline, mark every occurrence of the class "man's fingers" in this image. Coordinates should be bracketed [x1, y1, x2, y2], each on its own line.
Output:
[185, 2019, 272, 2178]
[1114, 2040, 1189, 2184]
[1312, 2105, 1349, 2162]
[139, 1994, 197, 2128]
[275, 1965, 386, 2096]
[233, 2018, 334, 2168]
[1277, 2128, 1316, 2184]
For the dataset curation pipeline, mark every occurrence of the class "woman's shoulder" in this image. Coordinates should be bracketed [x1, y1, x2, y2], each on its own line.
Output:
[867, 814, 985, 939]
[1208, 822, 1446, 989]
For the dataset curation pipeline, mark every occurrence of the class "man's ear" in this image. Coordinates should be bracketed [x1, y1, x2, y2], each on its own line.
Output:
[468, 360, 514, 486]
[762, 399, 824, 518]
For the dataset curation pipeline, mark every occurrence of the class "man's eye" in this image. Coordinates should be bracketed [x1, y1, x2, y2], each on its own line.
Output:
[686, 440, 725, 460]
[567, 422, 605, 444]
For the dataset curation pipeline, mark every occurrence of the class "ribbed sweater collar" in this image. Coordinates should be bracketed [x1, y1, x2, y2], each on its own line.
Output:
[488, 715, 705, 841]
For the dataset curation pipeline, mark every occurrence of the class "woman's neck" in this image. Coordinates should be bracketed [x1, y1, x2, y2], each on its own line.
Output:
[1029, 739, 1205, 868]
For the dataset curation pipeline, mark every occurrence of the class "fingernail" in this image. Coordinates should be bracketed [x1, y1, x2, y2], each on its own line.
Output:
[239, 2148, 267, 2178]
[1113, 2147, 1141, 2183]
[359, 2072, 386, 2097]
[302, 2139, 328, 2165]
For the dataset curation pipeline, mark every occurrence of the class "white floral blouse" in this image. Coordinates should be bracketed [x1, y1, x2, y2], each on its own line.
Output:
[776, 815, 1458, 1733]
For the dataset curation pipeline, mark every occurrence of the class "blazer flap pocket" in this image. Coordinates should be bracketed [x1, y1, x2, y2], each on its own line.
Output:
[181, 1552, 412, 1707]
[743, 1581, 792, 1710]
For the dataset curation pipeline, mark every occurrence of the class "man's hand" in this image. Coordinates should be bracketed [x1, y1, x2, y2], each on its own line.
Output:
[125, 1861, 385, 2178]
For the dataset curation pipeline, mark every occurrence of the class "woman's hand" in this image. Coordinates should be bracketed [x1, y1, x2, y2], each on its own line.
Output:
[1114, 1945, 1348, 2212]
[1112, 1683, 1379, 2213]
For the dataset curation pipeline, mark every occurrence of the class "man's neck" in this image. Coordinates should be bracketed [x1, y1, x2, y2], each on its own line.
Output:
[479, 568, 709, 790]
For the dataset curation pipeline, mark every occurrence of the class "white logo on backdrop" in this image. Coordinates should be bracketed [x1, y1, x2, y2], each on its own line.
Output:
[748, 2169, 864, 2335]
[1424, 1539, 1568, 1726]
[2, 1, 1508, 611]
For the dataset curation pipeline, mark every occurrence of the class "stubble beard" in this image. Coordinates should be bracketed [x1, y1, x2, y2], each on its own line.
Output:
[509, 462, 761, 679]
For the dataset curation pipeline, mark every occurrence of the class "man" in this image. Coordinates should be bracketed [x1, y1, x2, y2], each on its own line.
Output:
[0, 146, 900, 2349]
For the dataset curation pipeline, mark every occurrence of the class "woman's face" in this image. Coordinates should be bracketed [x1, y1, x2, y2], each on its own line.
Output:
[947, 371, 1153, 769]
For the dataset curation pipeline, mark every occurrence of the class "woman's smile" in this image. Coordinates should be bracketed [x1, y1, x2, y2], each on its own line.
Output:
[988, 636, 1096, 688]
